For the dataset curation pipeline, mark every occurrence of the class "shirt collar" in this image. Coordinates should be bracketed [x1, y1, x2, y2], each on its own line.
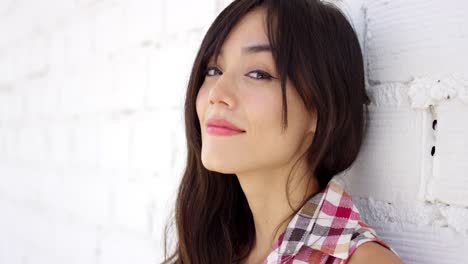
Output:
[271, 176, 361, 260]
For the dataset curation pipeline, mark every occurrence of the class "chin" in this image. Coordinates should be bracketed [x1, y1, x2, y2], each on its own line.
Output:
[201, 157, 239, 175]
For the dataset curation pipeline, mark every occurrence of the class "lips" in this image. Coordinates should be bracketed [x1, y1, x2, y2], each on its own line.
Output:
[206, 117, 246, 132]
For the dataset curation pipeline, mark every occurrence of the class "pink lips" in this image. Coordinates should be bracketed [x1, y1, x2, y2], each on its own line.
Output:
[206, 117, 246, 136]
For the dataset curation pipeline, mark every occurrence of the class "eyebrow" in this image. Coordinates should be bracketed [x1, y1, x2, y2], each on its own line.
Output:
[242, 44, 272, 54]
[218, 44, 272, 57]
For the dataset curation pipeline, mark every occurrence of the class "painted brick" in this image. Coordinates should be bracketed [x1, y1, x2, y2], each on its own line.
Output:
[147, 43, 198, 109]
[97, 117, 131, 169]
[109, 171, 158, 235]
[364, 0, 468, 83]
[0, 0, 466, 263]
[61, 168, 111, 226]
[99, 229, 159, 264]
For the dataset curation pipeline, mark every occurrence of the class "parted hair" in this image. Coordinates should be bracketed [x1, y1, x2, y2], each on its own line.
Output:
[162, 0, 370, 263]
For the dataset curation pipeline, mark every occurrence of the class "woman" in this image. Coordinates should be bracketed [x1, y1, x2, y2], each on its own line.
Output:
[162, 0, 403, 263]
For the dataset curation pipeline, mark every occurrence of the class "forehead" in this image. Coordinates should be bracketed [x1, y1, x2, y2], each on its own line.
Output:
[217, 7, 270, 57]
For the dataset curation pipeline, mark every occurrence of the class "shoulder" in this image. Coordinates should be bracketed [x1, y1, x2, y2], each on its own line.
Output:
[346, 241, 403, 264]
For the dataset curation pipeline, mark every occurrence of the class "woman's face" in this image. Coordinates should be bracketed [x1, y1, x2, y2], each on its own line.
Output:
[196, 7, 317, 175]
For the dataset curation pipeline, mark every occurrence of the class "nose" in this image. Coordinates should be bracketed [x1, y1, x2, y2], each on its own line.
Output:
[208, 73, 236, 108]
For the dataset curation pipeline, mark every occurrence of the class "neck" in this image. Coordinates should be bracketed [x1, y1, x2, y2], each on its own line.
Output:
[235, 158, 320, 263]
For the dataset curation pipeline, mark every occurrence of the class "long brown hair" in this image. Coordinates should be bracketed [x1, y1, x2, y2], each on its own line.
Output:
[162, 0, 370, 263]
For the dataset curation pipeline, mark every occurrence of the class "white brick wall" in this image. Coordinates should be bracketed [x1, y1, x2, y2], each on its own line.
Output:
[0, 0, 466, 263]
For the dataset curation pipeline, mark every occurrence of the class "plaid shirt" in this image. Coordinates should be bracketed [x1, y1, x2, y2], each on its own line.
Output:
[260, 176, 400, 264]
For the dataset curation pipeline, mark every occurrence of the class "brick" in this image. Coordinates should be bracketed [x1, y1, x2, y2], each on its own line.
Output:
[0, 0, 19, 18]
[97, 117, 131, 169]
[0, 126, 5, 160]
[40, 77, 61, 118]
[23, 211, 99, 264]
[122, 0, 164, 47]
[16, 125, 48, 164]
[99, 229, 159, 264]
[59, 58, 114, 115]
[371, 223, 468, 263]
[71, 119, 99, 168]
[364, 0, 468, 83]
[84, 57, 115, 113]
[151, 174, 180, 241]
[0, 166, 42, 206]
[216, 0, 234, 13]
[165, 0, 217, 34]
[344, 103, 423, 201]
[427, 100, 468, 206]
[0, 200, 29, 263]
[44, 30, 67, 117]
[61, 168, 111, 226]
[109, 171, 159, 234]
[22, 79, 47, 119]
[0, 48, 14, 83]
[9, 42, 30, 81]
[0, 8, 33, 47]
[48, 123, 73, 166]
[57, 69, 88, 116]
[0, 238, 26, 264]
[49, 30, 66, 74]
[109, 50, 148, 111]
[43, 0, 77, 22]
[146, 42, 198, 109]
[64, 18, 96, 75]
[129, 109, 182, 175]
[0, 91, 24, 121]
[3, 126, 19, 161]
[2, 0, 468, 263]
[26, 32, 50, 80]
[94, 4, 128, 56]
[38, 169, 68, 210]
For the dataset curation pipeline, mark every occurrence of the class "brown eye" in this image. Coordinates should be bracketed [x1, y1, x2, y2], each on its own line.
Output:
[204, 66, 222, 77]
[247, 70, 273, 80]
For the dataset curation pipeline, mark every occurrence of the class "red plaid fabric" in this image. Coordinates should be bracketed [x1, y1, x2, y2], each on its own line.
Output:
[261, 176, 399, 264]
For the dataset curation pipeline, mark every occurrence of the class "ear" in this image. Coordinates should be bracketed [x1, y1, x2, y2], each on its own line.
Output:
[307, 109, 317, 134]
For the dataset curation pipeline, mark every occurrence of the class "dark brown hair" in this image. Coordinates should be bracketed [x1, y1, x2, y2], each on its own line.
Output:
[162, 0, 370, 263]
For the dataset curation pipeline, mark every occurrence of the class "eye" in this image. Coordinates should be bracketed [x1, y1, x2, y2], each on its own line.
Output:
[204, 66, 222, 77]
[247, 70, 273, 80]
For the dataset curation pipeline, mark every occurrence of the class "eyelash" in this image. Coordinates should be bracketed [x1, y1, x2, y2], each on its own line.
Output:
[204, 66, 274, 81]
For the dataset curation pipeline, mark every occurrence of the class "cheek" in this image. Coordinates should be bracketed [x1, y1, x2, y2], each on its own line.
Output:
[244, 90, 304, 167]
[245, 89, 283, 137]
[196, 86, 207, 121]
[250, 85, 306, 145]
